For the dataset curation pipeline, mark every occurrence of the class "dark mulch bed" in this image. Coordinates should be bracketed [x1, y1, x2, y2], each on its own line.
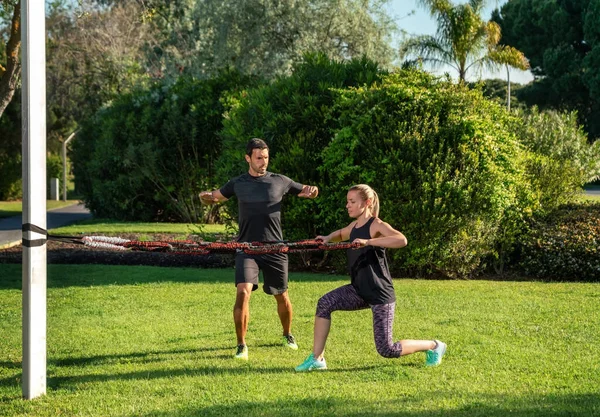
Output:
[0, 234, 234, 268]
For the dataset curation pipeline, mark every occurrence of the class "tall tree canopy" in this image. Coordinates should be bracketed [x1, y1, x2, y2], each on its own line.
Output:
[0, 0, 20, 119]
[400, 0, 529, 82]
[493, 0, 600, 139]
[136, 0, 399, 79]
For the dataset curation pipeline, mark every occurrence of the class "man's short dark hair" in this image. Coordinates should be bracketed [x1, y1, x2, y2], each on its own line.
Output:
[246, 138, 269, 156]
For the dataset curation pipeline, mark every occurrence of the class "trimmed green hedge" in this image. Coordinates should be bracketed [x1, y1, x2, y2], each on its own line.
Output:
[520, 202, 600, 281]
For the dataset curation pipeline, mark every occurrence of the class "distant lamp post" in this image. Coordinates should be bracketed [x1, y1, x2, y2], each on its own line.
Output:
[61, 130, 78, 201]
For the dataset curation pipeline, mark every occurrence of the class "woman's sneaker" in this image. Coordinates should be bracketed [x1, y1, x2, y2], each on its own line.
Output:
[425, 340, 446, 366]
[283, 334, 298, 350]
[234, 344, 248, 360]
[295, 353, 327, 372]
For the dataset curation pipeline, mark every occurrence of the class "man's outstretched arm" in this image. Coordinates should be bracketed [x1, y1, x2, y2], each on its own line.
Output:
[297, 185, 319, 199]
[199, 189, 228, 205]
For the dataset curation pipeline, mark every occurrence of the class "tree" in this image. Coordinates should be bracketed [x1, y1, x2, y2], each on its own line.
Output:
[135, 0, 398, 80]
[493, 0, 600, 139]
[399, 0, 529, 82]
[0, 0, 20, 119]
[44, 0, 154, 154]
[469, 77, 526, 109]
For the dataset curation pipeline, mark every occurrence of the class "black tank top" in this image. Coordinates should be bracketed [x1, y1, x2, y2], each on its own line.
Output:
[347, 217, 396, 305]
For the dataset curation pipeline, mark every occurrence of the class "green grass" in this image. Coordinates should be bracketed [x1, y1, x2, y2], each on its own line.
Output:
[50, 219, 227, 237]
[580, 185, 600, 201]
[0, 200, 80, 219]
[1, 265, 598, 416]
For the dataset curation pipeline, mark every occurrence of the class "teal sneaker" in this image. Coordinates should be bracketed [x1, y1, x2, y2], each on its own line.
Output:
[295, 353, 327, 372]
[283, 334, 298, 350]
[234, 344, 248, 360]
[425, 340, 446, 366]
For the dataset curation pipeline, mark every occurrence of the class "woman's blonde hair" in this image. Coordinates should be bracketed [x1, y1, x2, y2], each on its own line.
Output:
[349, 184, 380, 217]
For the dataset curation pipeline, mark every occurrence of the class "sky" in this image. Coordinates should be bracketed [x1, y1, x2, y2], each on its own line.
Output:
[385, 0, 534, 85]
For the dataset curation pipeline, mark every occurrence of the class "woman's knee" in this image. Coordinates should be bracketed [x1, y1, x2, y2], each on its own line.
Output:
[376, 342, 402, 358]
[315, 296, 332, 319]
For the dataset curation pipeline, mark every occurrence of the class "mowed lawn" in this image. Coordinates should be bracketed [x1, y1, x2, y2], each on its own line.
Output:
[1, 265, 599, 417]
[0, 200, 81, 219]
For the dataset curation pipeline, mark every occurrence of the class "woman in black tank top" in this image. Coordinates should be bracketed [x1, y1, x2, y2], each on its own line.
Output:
[295, 184, 446, 372]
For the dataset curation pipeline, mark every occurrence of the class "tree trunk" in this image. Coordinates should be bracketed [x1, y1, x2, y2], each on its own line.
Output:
[0, 1, 21, 119]
[506, 64, 511, 111]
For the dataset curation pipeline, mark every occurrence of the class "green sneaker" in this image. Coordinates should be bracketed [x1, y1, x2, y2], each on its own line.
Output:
[425, 340, 446, 366]
[234, 344, 248, 360]
[295, 353, 327, 372]
[283, 334, 298, 350]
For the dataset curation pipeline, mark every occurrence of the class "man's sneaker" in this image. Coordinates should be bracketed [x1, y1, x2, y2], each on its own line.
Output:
[234, 344, 248, 360]
[283, 334, 298, 350]
[295, 353, 327, 372]
[425, 340, 446, 366]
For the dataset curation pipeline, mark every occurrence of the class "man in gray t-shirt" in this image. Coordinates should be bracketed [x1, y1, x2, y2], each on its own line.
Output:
[200, 138, 319, 360]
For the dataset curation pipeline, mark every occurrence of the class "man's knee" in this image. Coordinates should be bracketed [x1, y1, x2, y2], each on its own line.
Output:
[274, 290, 289, 301]
[235, 284, 253, 304]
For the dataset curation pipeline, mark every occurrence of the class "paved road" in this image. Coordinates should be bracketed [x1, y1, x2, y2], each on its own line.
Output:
[0, 203, 92, 249]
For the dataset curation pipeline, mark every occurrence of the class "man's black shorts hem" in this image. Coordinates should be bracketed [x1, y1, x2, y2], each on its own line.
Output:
[235, 253, 288, 295]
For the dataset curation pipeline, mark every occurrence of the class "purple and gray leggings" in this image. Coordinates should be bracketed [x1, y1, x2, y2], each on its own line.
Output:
[315, 284, 402, 358]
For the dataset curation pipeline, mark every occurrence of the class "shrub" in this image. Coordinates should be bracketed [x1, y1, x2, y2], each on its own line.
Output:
[319, 70, 532, 278]
[0, 97, 22, 200]
[46, 154, 63, 197]
[512, 107, 600, 212]
[72, 70, 259, 221]
[519, 202, 600, 281]
[218, 53, 386, 239]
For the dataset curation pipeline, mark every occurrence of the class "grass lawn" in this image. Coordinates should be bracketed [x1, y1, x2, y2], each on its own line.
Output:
[0, 201, 81, 219]
[1, 265, 598, 416]
[50, 219, 227, 236]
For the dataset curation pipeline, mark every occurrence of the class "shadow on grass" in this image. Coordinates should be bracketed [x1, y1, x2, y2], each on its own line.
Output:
[0, 264, 348, 289]
[50, 346, 228, 368]
[0, 210, 21, 220]
[137, 393, 600, 417]
[47, 365, 291, 386]
[0, 363, 385, 394]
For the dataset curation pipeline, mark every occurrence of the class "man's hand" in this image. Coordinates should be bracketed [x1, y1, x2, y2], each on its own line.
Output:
[298, 185, 319, 199]
[199, 191, 219, 205]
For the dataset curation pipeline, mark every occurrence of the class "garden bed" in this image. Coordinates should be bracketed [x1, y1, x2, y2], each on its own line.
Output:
[0, 234, 234, 268]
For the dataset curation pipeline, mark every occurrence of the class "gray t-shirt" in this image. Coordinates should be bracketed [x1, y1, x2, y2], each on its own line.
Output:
[220, 172, 304, 242]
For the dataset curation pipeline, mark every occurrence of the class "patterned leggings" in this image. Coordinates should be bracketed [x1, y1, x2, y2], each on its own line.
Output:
[315, 284, 402, 358]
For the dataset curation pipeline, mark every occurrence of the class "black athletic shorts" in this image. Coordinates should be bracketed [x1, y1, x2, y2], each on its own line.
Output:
[235, 252, 288, 295]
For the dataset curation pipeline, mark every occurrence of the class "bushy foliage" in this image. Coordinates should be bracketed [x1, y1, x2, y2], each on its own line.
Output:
[46, 154, 63, 197]
[320, 70, 532, 278]
[218, 53, 386, 239]
[72, 70, 258, 221]
[495, 0, 600, 139]
[511, 107, 600, 212]
[0, 97, 21, 200]
[520, 203, 600, 282]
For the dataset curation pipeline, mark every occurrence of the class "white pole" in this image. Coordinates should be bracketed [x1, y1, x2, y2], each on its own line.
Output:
[21, 0, 47, 400]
